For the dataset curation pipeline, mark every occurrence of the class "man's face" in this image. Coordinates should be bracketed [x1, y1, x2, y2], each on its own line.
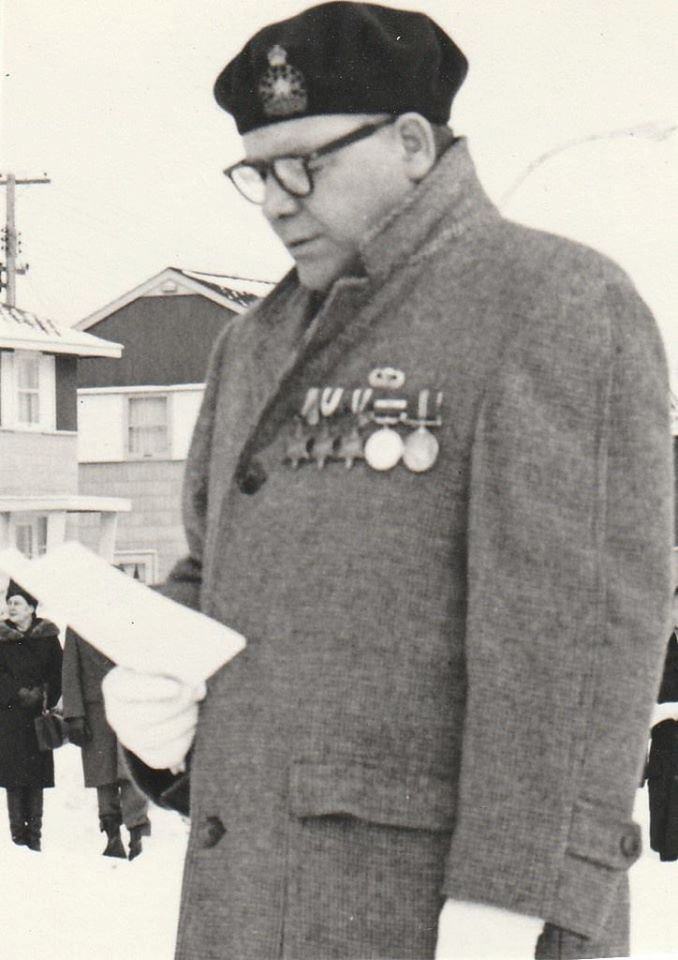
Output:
[243, 115, 412, 291]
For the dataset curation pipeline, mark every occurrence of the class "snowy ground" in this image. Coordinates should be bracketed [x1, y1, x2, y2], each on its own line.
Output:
[0, 744, 676, 960]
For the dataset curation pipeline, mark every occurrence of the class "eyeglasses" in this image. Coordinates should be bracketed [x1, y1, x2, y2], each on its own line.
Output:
[224, 117, 395, 205]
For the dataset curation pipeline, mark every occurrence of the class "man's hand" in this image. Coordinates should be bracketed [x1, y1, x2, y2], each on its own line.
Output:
[436, 900, 543, 959]
[65, 716, 91, 747]
[17, 685, 43, 708]
[102, 667, 206, 770]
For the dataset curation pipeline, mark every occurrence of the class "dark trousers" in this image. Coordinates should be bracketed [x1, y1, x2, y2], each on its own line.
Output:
[96, 779, 150, 833]
[6, 785, 43, 848]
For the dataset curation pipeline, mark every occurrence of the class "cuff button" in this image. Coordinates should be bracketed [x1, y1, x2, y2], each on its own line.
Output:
[620, 830, 640, 859]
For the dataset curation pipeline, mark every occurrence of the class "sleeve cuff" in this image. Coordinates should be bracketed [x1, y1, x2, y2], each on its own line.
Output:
[443, 798, 640, 940]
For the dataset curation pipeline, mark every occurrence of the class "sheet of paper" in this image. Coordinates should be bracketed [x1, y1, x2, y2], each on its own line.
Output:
[0, 542, 245, 686]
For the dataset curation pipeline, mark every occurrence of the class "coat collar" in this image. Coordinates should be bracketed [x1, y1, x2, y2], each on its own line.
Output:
[0, 618, 59, 643]
[359, 137, 499, 284]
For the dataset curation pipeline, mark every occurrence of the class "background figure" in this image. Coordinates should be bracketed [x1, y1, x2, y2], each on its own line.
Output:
[647, 589, 678, 860]
[62, 627, 150, 860]
[0, 581, 63, 851]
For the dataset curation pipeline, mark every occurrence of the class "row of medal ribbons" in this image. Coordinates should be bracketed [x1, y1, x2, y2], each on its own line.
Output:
[284, 386, 443, 473]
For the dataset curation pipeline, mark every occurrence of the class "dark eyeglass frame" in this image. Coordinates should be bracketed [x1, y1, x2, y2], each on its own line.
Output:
[224, 116, 396, 204]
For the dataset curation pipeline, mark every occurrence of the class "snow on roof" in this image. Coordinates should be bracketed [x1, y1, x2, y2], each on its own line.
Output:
[0, 303, 122, 358]
[75, 266, 278, 331]
[176, 269, 275, 306]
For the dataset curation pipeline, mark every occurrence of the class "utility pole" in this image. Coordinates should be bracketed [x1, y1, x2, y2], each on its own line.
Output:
[0, 172, 50, 307]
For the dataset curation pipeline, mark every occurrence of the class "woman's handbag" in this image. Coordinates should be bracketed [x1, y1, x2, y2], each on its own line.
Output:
[33, 688, 67, 751]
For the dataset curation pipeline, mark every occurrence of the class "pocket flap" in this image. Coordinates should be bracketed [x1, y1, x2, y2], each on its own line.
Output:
[289, 760, 456, 832]
[567, 799, 642, 869]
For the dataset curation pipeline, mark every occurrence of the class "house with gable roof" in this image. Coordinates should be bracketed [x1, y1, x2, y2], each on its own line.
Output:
[75, 267, 274, 582]
[0, 302, 128, 561]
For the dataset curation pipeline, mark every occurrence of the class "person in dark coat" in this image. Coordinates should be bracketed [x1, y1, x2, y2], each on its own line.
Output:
[646, 588, 678, 860]
[0, 580, 62, 851]
[62, 627, 151, 859]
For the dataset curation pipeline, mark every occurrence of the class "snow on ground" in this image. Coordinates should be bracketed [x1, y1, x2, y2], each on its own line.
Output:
[0, 744, 676, 959]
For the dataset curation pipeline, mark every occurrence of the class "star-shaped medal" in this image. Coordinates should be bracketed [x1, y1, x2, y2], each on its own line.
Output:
[312, 422, 337, 470]
[337, 426, 365, 469]
[284, 419, 312, 469]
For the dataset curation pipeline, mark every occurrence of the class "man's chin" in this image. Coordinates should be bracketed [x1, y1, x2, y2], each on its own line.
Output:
[295, 255, 359, 292]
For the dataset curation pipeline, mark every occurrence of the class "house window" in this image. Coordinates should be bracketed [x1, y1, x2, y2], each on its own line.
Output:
[0, 351, 56, 431]
[16, 354, 41, 424]
[14, 516, 48, 558]
[115, 550, 158, 584]
[127, 395, 169, 458]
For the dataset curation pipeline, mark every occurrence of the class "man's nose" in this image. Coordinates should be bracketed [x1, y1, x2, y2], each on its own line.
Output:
[262, 173, 300, 220]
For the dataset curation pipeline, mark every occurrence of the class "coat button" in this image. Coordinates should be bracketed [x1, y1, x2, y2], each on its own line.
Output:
[197, 815, 226, 849]
[619, 828, 640, 859]
[236, 458, 267, 495]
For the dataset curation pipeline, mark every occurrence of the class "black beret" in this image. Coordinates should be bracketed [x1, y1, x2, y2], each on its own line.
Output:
[5, 579, 37, 609]
[214, 2, 468, 134]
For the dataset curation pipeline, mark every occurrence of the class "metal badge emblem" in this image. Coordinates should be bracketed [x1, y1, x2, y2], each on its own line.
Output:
[403, 428, 439, 473]
[402, 389, 442, 473]
[368, 367, 406, 390]
[364, 426, 404, 471]
[258, 45, 308, 119]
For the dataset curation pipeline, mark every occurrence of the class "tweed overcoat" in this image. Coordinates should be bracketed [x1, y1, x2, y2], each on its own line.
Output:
[62, 627, 121, 787]
[0, 618, 63, 788]
[135, 141, 673, 960]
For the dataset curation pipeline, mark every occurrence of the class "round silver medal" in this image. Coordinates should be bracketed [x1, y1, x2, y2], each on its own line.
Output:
[403, 427, 439, 473]
[364, 427, 404, 471]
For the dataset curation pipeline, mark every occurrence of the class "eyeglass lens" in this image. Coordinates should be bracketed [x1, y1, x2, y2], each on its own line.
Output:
[231, 157, 312, 204]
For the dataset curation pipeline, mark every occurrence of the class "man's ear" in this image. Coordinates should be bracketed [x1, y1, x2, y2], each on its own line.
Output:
[394, 113, 437, 182]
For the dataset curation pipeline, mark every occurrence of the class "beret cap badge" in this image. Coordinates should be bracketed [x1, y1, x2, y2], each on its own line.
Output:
[258, 45, 308, 119]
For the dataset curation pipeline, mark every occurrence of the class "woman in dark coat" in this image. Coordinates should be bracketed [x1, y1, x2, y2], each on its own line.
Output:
[0, 580, 62, 851]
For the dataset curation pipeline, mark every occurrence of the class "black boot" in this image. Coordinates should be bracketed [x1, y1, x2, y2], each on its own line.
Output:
[101, 815, 126, 858]
[127, 824, 146, 861]
[25, 787, 43, 852]
[6, 788, 28, 846]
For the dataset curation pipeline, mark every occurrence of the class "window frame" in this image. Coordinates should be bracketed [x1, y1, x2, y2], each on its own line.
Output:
[125, 392, 171, 460]
[114, 549, 158, 585]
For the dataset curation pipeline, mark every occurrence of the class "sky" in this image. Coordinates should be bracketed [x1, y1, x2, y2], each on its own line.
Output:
[0, 0, 676, 377]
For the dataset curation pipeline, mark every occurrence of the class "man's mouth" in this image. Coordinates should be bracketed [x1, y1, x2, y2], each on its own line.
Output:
[286, 236, 323, 255]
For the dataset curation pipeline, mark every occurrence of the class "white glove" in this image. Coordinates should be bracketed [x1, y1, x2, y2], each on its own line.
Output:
[102, 667, 206, 770]
[436, 899, 543, 959]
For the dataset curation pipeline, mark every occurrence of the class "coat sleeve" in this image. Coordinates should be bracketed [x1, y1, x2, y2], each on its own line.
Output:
[62, 626, 85, 718]
[441, 269, 674, 940]
[158, 324, 234, 611]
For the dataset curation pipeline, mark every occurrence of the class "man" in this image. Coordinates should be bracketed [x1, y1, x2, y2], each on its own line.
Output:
[62, 627, 152, 860]
[103, 4, 674, 959]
